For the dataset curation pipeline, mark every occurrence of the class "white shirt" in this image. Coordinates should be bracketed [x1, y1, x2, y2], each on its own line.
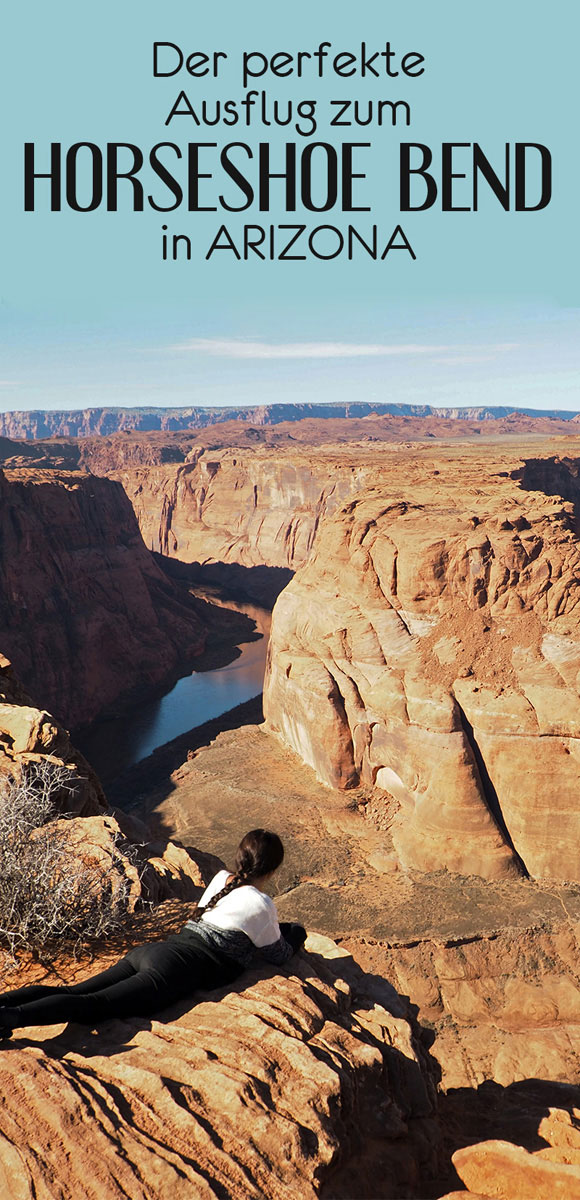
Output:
[198, 870, 282, 948]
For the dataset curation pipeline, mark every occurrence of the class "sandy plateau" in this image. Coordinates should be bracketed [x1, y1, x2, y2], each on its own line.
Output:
[0, 418, 580, 1196]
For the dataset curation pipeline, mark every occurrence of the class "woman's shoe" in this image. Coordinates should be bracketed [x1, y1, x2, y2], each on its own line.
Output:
[0, 1007, 20, 1039]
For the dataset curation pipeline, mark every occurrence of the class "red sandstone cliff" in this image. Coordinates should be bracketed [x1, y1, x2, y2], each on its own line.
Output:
[110, 710, 580, 1197]
[0, 654, 218, 911]
[262, 442, 580, 883]
[88, 445, 376, 569]
[0, 654, 105, 815]
[0, 441, 578, 1193]
[0, 467, 207, 728]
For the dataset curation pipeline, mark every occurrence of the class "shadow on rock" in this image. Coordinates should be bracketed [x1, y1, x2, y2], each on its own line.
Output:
[433, 1076, 580, 1197]
[155, 556, 294, 609]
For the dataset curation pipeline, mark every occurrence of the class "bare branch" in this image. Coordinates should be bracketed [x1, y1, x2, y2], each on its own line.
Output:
[0, 763, 140, 968]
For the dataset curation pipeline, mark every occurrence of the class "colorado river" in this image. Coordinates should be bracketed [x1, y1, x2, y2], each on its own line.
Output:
[76, 598, 270, 786]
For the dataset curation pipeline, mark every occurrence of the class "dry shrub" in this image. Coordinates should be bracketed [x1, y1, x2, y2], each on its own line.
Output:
[0, 761, 140, 964]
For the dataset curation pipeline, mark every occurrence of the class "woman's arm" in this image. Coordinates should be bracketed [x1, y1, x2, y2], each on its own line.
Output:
[258, 922, 307, 964]
[280, 922, 307, 950]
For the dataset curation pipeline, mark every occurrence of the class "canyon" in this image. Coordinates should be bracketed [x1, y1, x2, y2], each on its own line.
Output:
[1, 412, 580, 1196]
[32, 422, 580, 885]
[0, 463, 257, 728]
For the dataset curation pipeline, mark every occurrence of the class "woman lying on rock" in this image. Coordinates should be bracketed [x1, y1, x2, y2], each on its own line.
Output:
[0, 829, 306, 1038]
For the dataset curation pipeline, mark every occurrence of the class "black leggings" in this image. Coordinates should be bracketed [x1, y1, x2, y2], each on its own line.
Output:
[0, 932, 243, 1028]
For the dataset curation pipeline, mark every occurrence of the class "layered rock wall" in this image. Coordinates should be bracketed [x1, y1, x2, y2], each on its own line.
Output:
[264, 450, 580, 881]
[0, 468, 206, 727]
[362, 922, 580, 1092]
[4, 436, 580, 883]
[78, 438, 580, 579]
[107, 448, 374, 569]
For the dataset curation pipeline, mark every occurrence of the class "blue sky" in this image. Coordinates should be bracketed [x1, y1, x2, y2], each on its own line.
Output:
[2, 0, 578, 413]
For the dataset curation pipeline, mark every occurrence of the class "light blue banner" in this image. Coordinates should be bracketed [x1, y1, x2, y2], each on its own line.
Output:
[1, 0, 578, 412]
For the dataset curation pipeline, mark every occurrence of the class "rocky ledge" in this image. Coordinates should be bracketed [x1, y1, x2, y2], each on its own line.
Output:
[2, 924, 580, 1200]
[1, 668, 580, 1197]
[0, 933, 440, 1200]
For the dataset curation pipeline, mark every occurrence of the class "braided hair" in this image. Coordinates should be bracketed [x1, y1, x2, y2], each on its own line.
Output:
[190, 829, 284, 922]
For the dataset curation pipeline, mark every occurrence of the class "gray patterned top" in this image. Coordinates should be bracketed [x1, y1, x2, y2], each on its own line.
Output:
[183, 919, 294, 968]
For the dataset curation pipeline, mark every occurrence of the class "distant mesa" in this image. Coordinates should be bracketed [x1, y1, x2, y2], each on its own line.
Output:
[0, 401, 579, 440]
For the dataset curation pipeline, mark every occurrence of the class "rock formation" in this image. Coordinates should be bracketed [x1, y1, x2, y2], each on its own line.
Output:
[40, 427, 580, 886]
[346, 921, 580, 1092]
[0, 467, 208, 727]
[109, 446, 376, 569]
[72, 430, 580, 883]
[75, 428, 580, 578]
[0, 661, 426, 1193]
[0, 666, 441, 1198]
[263, 442, 580, 882]
[126, 712, 580, 1087]
[3, 419, 580, 1192]
[1, 615, 580, 1195]
[4, 421, 580, 577]
[0, 933, 442, 1200]
[441, 1127, 580, 1200]
[0, 657, 211, 911]
[113, 712, 580, 1194]
[0, 434, 378, 598]
[4, 432, 580, 884]
[0, 654, 105, 815]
